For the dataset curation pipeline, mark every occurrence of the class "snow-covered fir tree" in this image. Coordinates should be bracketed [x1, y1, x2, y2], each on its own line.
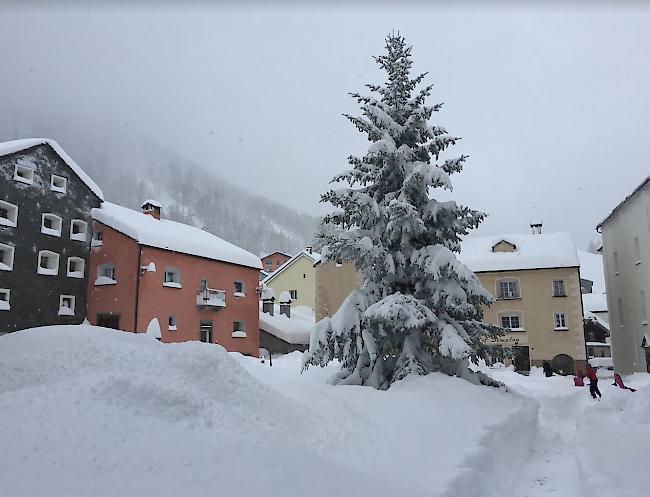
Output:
[303, 34, 502, 389]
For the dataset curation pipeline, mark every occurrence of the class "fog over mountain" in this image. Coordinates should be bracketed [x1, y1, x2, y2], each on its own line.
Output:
[1, 116, 318, 256]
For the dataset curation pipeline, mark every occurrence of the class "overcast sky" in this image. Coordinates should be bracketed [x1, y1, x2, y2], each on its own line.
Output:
[1, 3, 649, 249]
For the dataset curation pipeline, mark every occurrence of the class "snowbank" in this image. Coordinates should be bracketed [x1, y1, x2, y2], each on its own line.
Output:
[1, 325, 536, 497]
[92, 202, 262, 269]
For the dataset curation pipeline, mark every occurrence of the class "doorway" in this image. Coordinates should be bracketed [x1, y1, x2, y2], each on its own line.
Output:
[513, 346, 530, 372]
[200, 321, 212, 343]
[97, 313, 120, 330]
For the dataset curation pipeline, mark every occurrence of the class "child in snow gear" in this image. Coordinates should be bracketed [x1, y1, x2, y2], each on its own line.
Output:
[584, 364, 601, 399]
[573, 370, 585, 387]
[612, 373, 636, 392]
[542, 361, 554, 377]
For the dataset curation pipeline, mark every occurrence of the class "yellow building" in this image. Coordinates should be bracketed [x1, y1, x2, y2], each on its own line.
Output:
[315, 231, 587, 374]
[263, 249, 321, 310]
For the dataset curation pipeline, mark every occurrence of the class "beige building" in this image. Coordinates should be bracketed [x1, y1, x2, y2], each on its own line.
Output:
[262, 249, 321, 310]
[597, 175, 650, 374]
[315, 231, 587, 374]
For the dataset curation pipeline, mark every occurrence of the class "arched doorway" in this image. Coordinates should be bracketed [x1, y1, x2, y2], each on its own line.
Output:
[551, 354, 575, 375]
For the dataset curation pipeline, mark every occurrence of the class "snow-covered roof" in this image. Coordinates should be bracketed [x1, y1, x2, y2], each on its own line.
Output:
[262, 250, 321, 283]
[578, 250, 606, 294]
[597, 175, 650, 229]
[584, 311, 609, 331]
[582, 292, 608, 313]
[141, 199, 162, 209]
[259, 303, 314, 344]
[0, 138, 104, 201]
[459, 232, 579, 273]
[92, 202, 262, 269]
[279, 291, 292, 304]
[261, 251, 292, 259]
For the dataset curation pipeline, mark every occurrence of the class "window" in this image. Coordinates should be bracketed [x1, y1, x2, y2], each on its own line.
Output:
[0, 200, 18, 227]
[232, 320, 247, 338]
[497, 280, 519, 299]
[618, 297, 624, 327]
[0, 243, 15, 271]
[234, 281, 245, 297]
[500, 314, 523, 330]
[553, 279, 566, 297]
[37, 250, 59, 275]
[634, 236, 641, 264]
[51, 174, 67, 193]
[613, 251, 619, 275]
[554, 312, 568, 330]
[91, 231, 103, 247]
[163, 267, 181, 288]
[641, 291, 648, 324]
[0, 288, 9, 311]
[58, 295, 75, 316]
[67, 257, 85, 278]
[14, 163, 34, 184]
[290, 289, 298, 300]
[70, 220, 88, 242]
[41, 213, 63, 237]
[95, 263, 116, 285]
[168, 315, 177, 331]
[303, 273, 306, 279]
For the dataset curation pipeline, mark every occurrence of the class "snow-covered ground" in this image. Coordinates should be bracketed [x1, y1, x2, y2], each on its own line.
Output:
[1, 325, 647, 497]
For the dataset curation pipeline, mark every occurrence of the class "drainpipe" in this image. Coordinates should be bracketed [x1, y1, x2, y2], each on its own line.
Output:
[134, 244, 142, 333]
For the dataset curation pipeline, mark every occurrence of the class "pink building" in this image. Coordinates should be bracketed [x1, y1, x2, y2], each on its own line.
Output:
[86, 200, 262, 356]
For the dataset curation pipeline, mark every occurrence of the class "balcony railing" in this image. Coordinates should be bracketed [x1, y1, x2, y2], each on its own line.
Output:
[196, 288, 226, 309]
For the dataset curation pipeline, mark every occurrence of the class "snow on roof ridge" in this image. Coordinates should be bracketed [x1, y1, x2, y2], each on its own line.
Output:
[92, 201, 262, 269]
[460, 231, 579, 272]
[0, 138, 104, 200]
[262, 249, 321, 283]
[261, 250, 292, 259]
[597, 175, 650, 229]
[141, 199, 162, 208]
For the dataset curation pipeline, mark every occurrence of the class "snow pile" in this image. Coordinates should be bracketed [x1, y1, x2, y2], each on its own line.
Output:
[92, 202, 262, 269]
[1, 325, 537, 497]
[259, 303, 314, 344]
[460, 232, 579, 272]
[0, 138, 104, 200]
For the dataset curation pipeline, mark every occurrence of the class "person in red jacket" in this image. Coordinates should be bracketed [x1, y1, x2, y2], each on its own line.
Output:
[584, 364, 602, 399]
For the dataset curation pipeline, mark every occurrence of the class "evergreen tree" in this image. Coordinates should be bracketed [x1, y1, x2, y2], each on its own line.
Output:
[303, 34, 501, 389]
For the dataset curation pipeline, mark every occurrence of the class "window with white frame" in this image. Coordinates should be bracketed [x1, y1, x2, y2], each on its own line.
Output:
[0, 243, 15, 271]
[232, 320, 247, 338]
[554, 312, 568, 330]
[41, 213, 63, 237]
[0, 200, 18, 227]
[0, 288, 10, 311]
[168, 315, 177, 331]
[499, 313, 523, 330]
[163, 267, 181, 288]
[70, 220, 88, 241]
[95, 263, 116, 285]
[634, 236, 641, 264]
[91, 230, 103, 247]
[234, 281, 245, 297]
[67, 257, 85, 278]
[58, 295, 75, 316]
[14, 163, 34, 184]
[497, 279, 520, 299]
[50, 174, 67, 193]
[290, 289, 298, 300]
[37, 250, 60, 275]
[553, 279, 566, 297]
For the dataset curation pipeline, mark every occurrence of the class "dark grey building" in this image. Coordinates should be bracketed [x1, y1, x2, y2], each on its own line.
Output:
[0, 139, 104, 334]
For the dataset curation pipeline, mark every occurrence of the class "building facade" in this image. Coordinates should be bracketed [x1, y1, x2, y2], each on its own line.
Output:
[0, 139, 103, 334]
[314, 231, 587, 373]
[262, 249, 321, 310]
[86, 201, 262, 356]
[597, 175, 650, 374]
[261, 251, 292, 273]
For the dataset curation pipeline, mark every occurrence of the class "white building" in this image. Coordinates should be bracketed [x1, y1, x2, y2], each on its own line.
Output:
[597, 175, 650, 374]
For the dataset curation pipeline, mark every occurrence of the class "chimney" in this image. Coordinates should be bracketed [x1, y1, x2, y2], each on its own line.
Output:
[530, 221, 542, 235]
[141, 200, 162, 220]
[306, 246, 313, 254]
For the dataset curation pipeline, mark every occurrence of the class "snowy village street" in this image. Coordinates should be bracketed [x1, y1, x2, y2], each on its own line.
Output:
[1, 325, 649, 497]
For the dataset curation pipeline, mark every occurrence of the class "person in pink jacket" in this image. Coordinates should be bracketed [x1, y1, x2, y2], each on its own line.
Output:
[584, 364, 601, 399]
